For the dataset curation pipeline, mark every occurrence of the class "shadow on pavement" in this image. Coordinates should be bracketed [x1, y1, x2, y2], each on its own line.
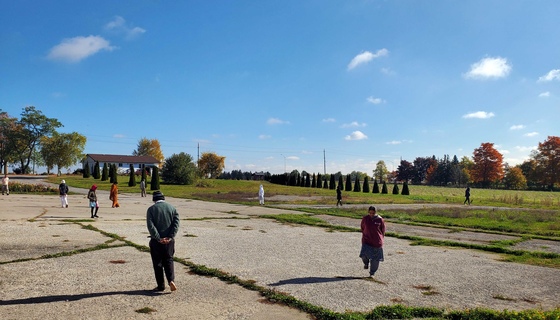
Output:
[0, 289, 167, 305]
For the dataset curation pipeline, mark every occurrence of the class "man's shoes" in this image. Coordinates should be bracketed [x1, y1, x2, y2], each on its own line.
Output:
[169, 281, 177, 292]
[94, 215, 99, 218]
[152, 286, 165, 292]
[364, 264, 369, 269]
[66, 204, 68, 208]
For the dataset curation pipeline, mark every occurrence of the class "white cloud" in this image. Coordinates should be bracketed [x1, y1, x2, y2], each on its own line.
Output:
[258, 134, 271, 140]
[515, 146, 536, 152]
[286, 156, 300, 160]
[367, 96, 385, 104]
[538, 69, 560, 82]
[386, 140, 402, 145]
[113, 134, 126, 138]
[347, 48, 388, 70]
[464, 57, 511, 79]
[524, 132, 539, 137]
[344, 131, 368, 140]
[462, 111, 495, 119]
[47, 35, 116, 62]
[105, 16, 146, 40]
[499, 149, 510, 155]
[322, 118, 336, 123]
[539, 91, 550, 97]
[509, 125, 525, 130]
[267, 118, 290, 125]
[380, 67, 395, 75]
[341, 121, 366, 128]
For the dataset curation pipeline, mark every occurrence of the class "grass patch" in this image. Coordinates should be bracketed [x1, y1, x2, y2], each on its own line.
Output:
[135, 307, 156, 314]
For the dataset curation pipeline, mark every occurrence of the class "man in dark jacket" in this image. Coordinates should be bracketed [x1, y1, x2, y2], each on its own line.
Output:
[360, 206, 385, 277]
[147, 191, 180, 292]
[59, 180, 69, 208]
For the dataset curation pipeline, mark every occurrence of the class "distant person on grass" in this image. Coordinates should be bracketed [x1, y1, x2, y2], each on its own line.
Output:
[464, 187, 471, 205]
[2, 174, 9, 195]
[88, 185, 99, 218]
[140, 179, 147, 197]
[336, 186, 342, 206]
[147, 191, 179, 292]
[59, 179, 69, 208]
[360, 206, 385, 278]
[258, 184, 265, 205]
[110, 182, 120, 208]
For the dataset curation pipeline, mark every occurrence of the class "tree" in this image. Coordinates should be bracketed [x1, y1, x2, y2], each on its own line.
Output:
[402, 181, 410, 195]
[83, 160, 90, 178]
[311, 173, 316, 188]
[108, 163, 114, 182]
[161, 152, 197, 185]
[101, 163, 108, 181]
[128, 164, 136, 187]
[0, 112, 20, 174]
[151, 166, 160, 190]
[503, 165, 527, 190]
[93, 161, 101, 179]
[392, 183, 399, 194]
[198, 152, 226, 178]
[329, 174, 336, 190]
[14, 106, 62, 173]
[396, 160, 414, 182]
[373, 161, 388, 183]
[471, 142, 504, 187]
[412, 156, 437, 185]
[40, 132, 86, 175]
[133, 138, 164, 167]
[353, 175, 361, 192]
[110, 164, 118, 184]
[338, 175, 344, 190]
[316, 173, 322, 188]
[372, 180, 380, 193]
[519, 159, 540, 189]
[381, 181, 388, 194]
[345, 174, 352, 191]
[532, 136, 560, 190]
[362, 176, 370, 193]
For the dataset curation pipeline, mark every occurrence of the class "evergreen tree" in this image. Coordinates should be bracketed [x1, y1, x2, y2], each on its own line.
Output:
[111, 164, 118, 184]
[83, 162, 90, 178]
[93, 161, 100, 179]
[101, 163, 108, 181]
[323, 179, 328, 189]
[316, 173, 322, 188]
[305, 173, 311, 187]
[151, 166, 160, 190]
[128, 164, 136, 187]
[353, 175, 361, 192]
[345, 174, 352, 191]
[141, 166, 147, 184]
[363, 176, 370, 193]
[381, 181, 388, 194]
[311, 173, 316, 188]
[338, 175, 344, 190]
[402, 181, 410, 195]
[108, 164, 114, 183]
[329, 174, 336, 190]
[392, 183, 399, 194]
[372, 180, 380, 193]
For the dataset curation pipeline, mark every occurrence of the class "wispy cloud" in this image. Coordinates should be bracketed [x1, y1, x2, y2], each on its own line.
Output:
[47, 35, 116, 63]
[539, 91, 550, 97]
[287, 156, 300, 160]
[367, 96, 385, 104]
[538, 69, 560, 82]
[386, 140, 402, 145]
[113, 134, 126, 138]
[524, 132, 539, 137]
[322, 118, 336, 123]
[341, 121, 366, 128]
[347, 48, 388, 70]
[515, 146, 536, 152]
[258, 134, 271, 140]
[464, 57, 511, 79]
[509, 125, 525, 130]
[105, 16, 146, 40]
[267, 117, 290, 125]
[462, 111, 495, 119]
[344, 131, 368, 140]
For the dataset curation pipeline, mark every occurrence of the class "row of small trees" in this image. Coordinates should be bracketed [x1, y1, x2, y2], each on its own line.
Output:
[83, 161, 161, 190]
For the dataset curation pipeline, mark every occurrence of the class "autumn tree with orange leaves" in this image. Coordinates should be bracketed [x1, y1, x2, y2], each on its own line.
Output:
[471, 142, 504, 187]
[532, 136, 560, 190]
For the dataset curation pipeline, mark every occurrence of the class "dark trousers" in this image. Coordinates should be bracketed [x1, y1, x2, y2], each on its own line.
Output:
[149, 239, 175, 288]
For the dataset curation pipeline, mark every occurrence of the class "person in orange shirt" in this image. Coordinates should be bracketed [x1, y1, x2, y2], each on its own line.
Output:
[110, 182, 120, 208]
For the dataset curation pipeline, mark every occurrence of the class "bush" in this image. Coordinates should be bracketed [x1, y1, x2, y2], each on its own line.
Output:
[381, 181, 388, 194]
[392, 183, 399, 195]
[363, 177, 370, 193]
[8, 182, 58, 194]
[372, 180, 380, 193]
[402, 181, 410, 195]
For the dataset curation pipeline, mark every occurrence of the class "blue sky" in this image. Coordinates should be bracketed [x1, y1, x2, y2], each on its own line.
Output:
[1, 1, 559, 175]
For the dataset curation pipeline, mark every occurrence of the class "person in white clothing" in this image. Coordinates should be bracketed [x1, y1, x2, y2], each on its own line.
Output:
[258, 185, 265, 205]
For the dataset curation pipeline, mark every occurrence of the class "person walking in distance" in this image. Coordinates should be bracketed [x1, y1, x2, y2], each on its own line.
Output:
[110, 182, 120, 208]
[464, 187, 471, 205]
[258, 184, 265, 205]
[88, 185, 99, 218]
[140, 179, 147, 197]
[59, 179, 69, 208]
[336, 186, 342, 207]
[2, 174, 9, 195]
[360, 206, 385, 277]
[147, 191, 180, 292]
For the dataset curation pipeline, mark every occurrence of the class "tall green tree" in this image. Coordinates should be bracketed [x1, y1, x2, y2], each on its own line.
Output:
[110, 164, 118, 184]
[151, 166, 160, 190]
[532, 136, 560, 190]
[345, 174, 352, 191]
[128, 164, 136, 187]
[329, 174, 336, 190]
[353, 175, 361, 192]
[40, 131, 86, 175]
[402, 181, 410, 195]
[392, 183, 399, 194]
[503, 165, 527, 190]
[373, 160, 388, 183]
[14, 106, 62, 173]
[101, 163, 108, 181]
[362, 176, 370, 193]
[161, 152, 197, 185]
[372, 180, 380, 193]
[381, 181, 388, 194]
[0, 112, 20, 174]
[93, 161, 101, 179]
[83, 161, 91, 178]
[338, 175, 344, 190]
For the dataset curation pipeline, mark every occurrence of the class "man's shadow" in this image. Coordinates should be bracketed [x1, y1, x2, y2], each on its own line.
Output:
[269, 276, 365, 286]
[0, 289, 167, 306]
